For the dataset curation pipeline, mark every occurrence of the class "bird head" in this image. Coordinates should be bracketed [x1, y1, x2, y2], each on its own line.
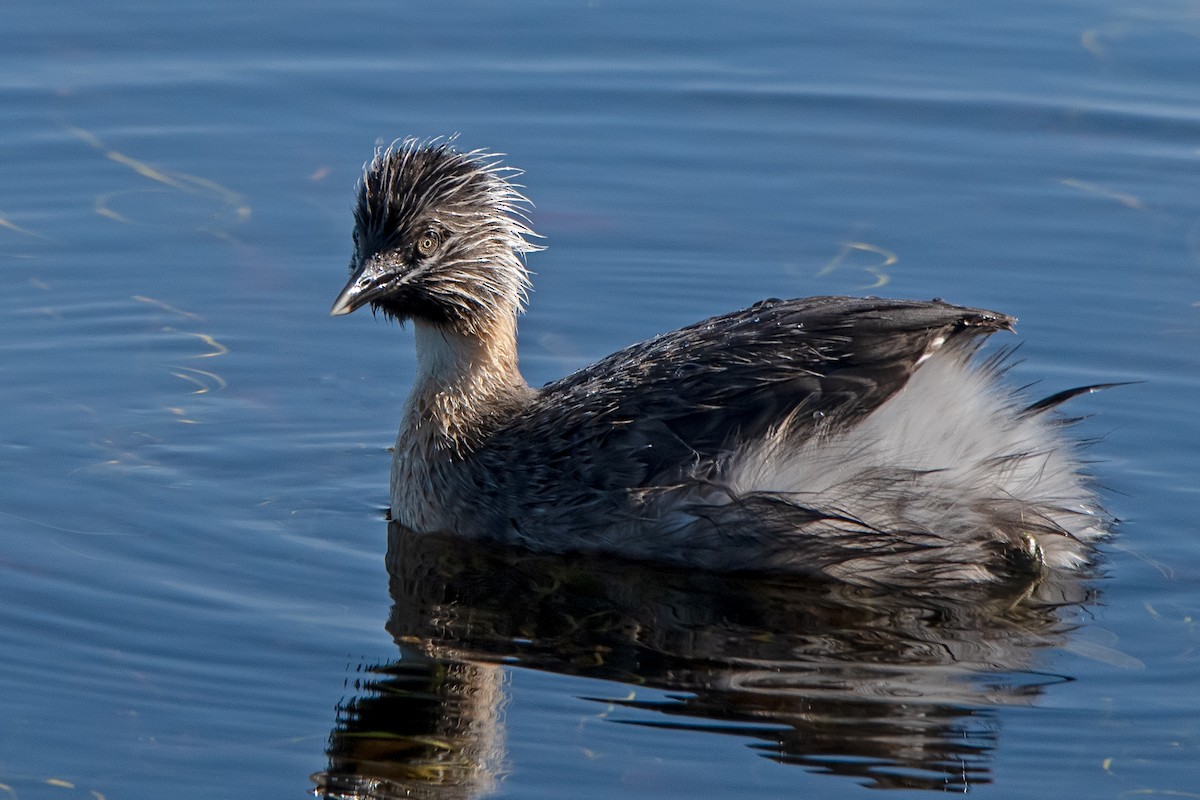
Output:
[330, 138, 541, 334]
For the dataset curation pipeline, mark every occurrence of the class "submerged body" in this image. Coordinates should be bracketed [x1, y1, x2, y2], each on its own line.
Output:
[332, 139, 1108, 587]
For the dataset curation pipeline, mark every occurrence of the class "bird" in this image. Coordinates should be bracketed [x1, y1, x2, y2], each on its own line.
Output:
[330, 137, 1110, 588]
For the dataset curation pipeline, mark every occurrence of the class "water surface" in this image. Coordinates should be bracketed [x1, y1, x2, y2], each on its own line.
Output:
[2, 1, 1198, 798]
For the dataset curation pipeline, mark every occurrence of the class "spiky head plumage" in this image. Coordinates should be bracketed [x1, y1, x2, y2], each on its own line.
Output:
[343, 137, 541, 332]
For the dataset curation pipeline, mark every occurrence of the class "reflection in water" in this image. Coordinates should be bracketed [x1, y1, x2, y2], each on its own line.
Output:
[314, 655, 507, 800]
[313, 523, 1099, 797]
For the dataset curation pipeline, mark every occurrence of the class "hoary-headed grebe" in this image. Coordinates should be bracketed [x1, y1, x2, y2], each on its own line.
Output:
[331, 138, 1109, 587]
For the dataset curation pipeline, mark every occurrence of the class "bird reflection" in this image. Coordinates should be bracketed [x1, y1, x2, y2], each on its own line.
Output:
[312, 523, 1099, 797]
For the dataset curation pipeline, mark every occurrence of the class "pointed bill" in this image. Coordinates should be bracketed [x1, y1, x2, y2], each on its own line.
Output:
[330, 258, 392, 316]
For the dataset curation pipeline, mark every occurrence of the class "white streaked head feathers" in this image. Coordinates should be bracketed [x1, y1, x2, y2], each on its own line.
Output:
[350, 136, 543, 331]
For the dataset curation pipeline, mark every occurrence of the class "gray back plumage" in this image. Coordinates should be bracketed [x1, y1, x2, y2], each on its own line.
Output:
[519, 296, 1014, 485]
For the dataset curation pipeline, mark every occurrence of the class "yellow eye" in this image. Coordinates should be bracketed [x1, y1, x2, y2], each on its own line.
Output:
[416, 229, 441, 258]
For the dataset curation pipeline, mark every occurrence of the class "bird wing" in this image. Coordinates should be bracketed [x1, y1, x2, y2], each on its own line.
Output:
[509, 296, 1014, 489]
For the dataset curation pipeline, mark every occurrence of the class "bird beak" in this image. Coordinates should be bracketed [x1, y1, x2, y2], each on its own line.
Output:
[330, 257, 391, 316]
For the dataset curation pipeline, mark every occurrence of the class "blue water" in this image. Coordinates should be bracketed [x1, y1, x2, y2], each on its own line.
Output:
[3, 1, 1198, 797]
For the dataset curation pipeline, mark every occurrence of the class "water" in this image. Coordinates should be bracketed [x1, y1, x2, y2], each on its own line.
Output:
[2, 1, 1198, 797]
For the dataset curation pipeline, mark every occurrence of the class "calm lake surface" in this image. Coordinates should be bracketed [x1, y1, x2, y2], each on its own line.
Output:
[3, 1, 1198, 797]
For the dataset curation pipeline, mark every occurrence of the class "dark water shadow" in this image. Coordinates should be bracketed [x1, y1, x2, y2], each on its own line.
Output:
[312, 523, 1101, 798]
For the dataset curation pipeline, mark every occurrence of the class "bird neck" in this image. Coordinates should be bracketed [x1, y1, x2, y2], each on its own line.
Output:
[402, 316, 530, 455]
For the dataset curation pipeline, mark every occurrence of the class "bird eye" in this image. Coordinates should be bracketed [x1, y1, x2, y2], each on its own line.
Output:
[416, 229, 442, 258]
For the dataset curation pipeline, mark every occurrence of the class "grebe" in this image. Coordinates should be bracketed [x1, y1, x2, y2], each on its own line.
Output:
[331, 138, 1109, 587]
